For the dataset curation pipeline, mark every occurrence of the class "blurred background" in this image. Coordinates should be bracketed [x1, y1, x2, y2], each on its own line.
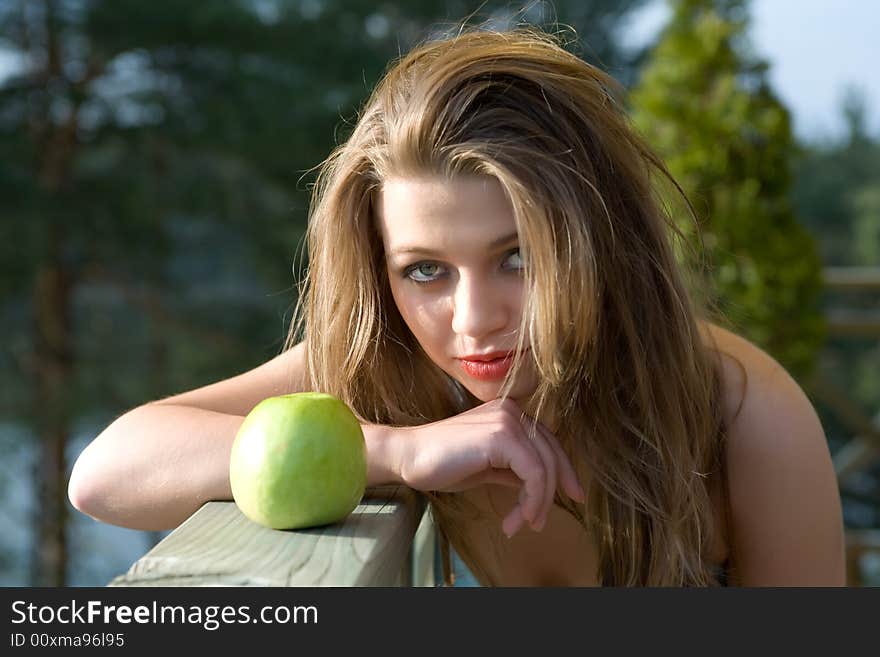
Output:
[1, 0, 878, 587]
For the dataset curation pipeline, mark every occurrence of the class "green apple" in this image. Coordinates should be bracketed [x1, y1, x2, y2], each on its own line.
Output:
[229, 392, 367, 530]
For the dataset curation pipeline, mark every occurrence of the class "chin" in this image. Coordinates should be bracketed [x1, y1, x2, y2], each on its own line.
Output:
[463, 380, 530, 404]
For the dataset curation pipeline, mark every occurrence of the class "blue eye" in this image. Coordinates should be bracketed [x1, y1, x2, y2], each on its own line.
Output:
[406, 262, 444, 284]
[506, 248, 524, 269]
[403, 248, 523, 285]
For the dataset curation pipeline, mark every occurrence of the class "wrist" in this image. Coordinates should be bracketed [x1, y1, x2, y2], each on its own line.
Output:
[361, 422, 407, 487]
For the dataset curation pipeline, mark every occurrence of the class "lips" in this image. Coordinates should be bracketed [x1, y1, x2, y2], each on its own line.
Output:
[459, 350, 516, 362]
[458, 349, 528, 381]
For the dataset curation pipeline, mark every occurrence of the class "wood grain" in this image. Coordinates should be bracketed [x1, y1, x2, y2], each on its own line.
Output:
[109, 485, 427, 587]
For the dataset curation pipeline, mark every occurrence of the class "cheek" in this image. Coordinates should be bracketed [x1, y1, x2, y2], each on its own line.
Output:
[388, 282, 446, 340]
[508, 280, 525, 316]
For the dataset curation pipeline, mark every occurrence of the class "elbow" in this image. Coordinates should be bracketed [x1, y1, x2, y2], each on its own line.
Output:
[68, 443, 122, 525]
[67, 448, 104, 520]
[67, 433, 184, 532]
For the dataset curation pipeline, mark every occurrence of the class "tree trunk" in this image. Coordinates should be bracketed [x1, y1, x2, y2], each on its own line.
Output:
[30, 239, 74, 586]
[27, 0, 79, 587]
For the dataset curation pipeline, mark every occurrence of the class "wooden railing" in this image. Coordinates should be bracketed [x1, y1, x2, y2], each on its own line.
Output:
[814, 266, 880, 586]
[110, 267, 880, 588]
[823, 267, 880, 336]
[110, 485, 437, 587]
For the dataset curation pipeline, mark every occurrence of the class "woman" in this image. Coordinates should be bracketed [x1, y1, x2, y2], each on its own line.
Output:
[68, 26, 846, 586]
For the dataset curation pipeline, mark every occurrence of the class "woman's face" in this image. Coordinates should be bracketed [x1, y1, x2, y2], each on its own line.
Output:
[377, 174, 537, 404]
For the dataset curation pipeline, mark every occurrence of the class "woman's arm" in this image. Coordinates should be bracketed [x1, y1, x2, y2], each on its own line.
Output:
[68, 405, 403, 531]
[68, 341, 403, 531]
[69, 405, 245, 530]
[723, 338, 846, 586]
[69, 340, 583, 537]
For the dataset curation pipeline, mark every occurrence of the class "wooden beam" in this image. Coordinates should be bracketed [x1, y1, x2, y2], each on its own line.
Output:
[411, 506, 437, 587]
[825, 312, 880, 337]
[806, 375, 880, 446]
[805, 375, 880, 485]
[824, 267, 880, 291]
[847, 529, 880, 550]
[109, 486, 426, 587]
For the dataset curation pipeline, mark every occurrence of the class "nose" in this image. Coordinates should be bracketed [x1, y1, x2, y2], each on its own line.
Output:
[450, 271, 511, 338]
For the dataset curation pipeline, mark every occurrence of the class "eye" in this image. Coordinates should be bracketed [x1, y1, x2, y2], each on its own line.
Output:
[404, 262, 445, 284]
[402, 248, 524, 286]
[505, 248, 525, 270]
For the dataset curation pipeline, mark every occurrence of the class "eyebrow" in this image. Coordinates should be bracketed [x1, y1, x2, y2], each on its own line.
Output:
[388, 231, 519, 257]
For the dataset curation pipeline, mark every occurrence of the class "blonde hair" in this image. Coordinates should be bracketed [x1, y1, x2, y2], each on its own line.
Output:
[286, 25, 742, 586]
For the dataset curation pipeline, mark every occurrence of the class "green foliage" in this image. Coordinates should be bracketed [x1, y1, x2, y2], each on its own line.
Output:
[851, 186, 880, 266]
[629, 0, 825, 379]
[793, 88, 880, 267]
[793, 89, 880, 416]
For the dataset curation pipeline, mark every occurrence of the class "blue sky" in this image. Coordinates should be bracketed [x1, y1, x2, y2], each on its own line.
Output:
[623, 0, 880, 141]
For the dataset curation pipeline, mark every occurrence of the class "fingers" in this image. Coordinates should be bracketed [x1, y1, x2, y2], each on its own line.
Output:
[481, 400, 587, 538]
[521, 418, 556, 532]
[488, 419, 580, 537]
[487, 430, 546, 529]
[502, 503, 527, 538]
[514, 416, 586, 535]
[532, 421, 586, 504]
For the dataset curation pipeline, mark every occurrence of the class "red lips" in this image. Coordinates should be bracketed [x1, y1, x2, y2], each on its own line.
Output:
[457, 349, 528, 381]
[458, 350, 515, 362]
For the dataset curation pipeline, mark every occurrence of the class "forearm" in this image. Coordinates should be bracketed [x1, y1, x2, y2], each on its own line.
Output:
[68, 403, 405, 531]
[68, 404, 243, 531]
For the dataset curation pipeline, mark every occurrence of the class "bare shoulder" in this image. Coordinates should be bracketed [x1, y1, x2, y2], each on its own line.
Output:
[699, 321, 846, 585]
[700, 321, 818, 436]
[700, 322, 787, 422]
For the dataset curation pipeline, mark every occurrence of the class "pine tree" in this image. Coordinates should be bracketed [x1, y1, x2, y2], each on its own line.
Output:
[629, 0, 826, 379]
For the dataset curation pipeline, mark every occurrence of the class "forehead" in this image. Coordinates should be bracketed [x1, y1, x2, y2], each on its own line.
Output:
[376, 175, 516, 247]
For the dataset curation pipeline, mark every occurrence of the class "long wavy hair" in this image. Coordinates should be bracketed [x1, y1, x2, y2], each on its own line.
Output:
[284, 25, 744, 586]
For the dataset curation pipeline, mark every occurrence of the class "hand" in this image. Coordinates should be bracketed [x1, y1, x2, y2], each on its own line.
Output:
[397, 398, 586, 538]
